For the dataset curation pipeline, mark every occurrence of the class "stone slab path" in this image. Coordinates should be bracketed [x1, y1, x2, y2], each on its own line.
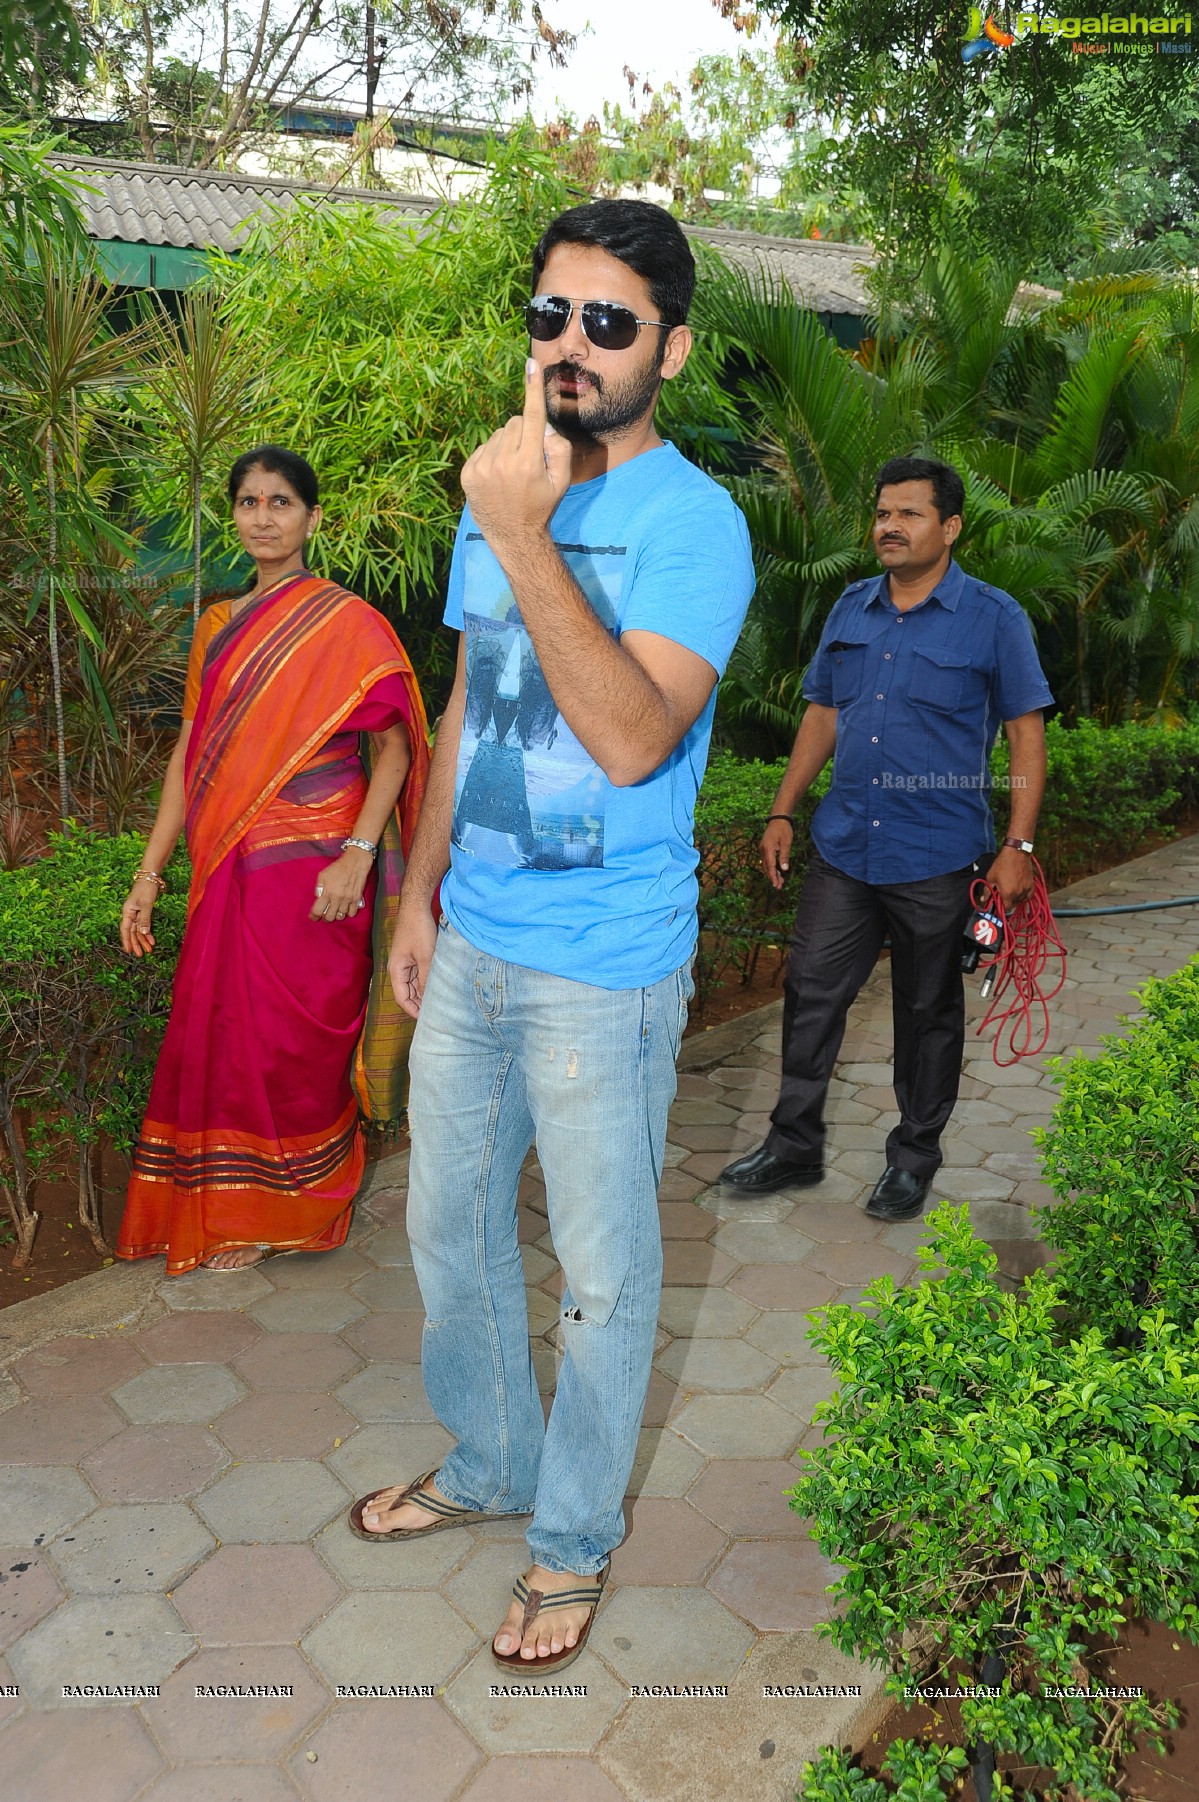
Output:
[1, 832, 1196, 1802]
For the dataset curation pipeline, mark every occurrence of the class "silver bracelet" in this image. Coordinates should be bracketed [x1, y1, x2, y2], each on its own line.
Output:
[341, 836, 378, 859]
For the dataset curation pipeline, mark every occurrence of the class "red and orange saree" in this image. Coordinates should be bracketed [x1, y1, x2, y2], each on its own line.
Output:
[116, 573, 430, 1275]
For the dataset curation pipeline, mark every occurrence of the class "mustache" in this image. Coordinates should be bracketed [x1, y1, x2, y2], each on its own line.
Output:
[547, 361, 603, 395]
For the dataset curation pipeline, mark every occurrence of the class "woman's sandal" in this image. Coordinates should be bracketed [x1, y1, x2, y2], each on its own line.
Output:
[491, 1565, 609, 1675]
[348, 1468, 531, 1541]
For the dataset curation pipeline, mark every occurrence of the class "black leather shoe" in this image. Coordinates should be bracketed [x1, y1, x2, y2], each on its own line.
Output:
[719, 1146, 824, 1194]
[864, 1167, 932, 1220]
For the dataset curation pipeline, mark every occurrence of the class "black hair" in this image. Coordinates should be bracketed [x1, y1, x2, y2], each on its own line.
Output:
[874, 455, 965, 523]
[227, 445, 319, 510]
[531, 199, 695, 328]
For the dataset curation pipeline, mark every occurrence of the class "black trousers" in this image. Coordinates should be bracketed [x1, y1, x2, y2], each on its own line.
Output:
[765, 851, 977, 1179]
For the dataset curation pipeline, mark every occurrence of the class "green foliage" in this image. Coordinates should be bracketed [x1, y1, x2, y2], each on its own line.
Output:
[800, 1741, 968, 1802]
[0, 831, 189, 1256]
[1037, 957, 1199, 1341]
[791, 1205, 1198, 1801]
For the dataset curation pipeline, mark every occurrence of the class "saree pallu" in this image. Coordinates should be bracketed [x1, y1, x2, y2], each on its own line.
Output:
[117, 575, 430, 1275]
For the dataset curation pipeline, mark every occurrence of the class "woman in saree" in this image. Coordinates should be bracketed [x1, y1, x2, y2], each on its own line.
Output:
[116, 445, 430, 1273]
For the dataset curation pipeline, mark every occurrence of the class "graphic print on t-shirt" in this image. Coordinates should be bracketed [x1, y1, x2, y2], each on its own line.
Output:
[452, 533, 625, 870]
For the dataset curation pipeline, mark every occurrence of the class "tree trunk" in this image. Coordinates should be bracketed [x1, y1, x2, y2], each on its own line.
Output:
[75, 1053, 109, 1257]
[0, 1076, 41, 1269]
[45, 429, 71, 827]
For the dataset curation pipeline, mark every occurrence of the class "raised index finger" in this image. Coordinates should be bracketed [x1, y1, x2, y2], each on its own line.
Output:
[522, 355, 548, 444]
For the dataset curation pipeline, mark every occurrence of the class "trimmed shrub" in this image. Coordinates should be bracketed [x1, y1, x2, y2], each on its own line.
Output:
[1036, 957, 1199, 1340]
[791, 1205, 1198, 1801]
[0, 830, 188, 1262]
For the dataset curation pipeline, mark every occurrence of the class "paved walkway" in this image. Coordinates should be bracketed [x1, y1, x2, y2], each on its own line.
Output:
[2, 832, 1196, 1802]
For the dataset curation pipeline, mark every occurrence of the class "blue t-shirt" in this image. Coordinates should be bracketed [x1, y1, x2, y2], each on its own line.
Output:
[802, 560, 1054, 884]
[441, 442, 755, 987]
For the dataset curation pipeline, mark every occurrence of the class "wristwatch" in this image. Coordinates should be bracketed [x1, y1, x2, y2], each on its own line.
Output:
[1003, 837, 1035, 854]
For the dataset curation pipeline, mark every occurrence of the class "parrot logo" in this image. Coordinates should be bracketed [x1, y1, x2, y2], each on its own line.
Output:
[962, 6, 1017, 58]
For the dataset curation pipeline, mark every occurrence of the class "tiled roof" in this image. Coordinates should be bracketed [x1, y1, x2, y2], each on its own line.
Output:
[46, 156, 874, 312]
[688, 225, 872, 317]
[47, 155, 437, 252]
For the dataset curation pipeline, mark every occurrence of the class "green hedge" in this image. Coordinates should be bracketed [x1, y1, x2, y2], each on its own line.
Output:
[1037, 958, 1199, 1341]
[0, 831, 188, 1261]
[793, 958, 1199, 1800]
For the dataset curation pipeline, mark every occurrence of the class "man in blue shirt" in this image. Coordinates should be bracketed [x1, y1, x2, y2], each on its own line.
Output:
[346, 201, 754, 1675]
[720, 456, 1052, 1222]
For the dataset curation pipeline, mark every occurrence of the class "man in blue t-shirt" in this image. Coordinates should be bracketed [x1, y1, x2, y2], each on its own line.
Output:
[347, 200, 754, 1675]
[720, 456, 1053, 1222]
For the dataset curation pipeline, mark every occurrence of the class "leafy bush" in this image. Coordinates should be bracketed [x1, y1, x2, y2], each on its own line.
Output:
[0, 830, 188, 1262]
[1036, 957, 1199, 1341]
[791, 1205, 1198, 1801]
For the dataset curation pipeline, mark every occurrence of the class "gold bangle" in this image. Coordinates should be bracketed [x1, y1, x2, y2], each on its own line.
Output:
[132, 869, 166, 894]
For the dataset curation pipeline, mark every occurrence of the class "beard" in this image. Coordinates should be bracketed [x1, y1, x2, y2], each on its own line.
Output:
[543, 351, 664, 445]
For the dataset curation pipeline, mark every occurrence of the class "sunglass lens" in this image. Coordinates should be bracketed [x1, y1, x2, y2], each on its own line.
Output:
[526, 297, 572, 341]
[581, 302, 639, 350]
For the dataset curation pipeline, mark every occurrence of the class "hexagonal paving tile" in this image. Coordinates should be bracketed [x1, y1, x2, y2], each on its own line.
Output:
[325, 1423, 454, 1500]
[214, 1392, 356, 1460]
[8, 1594, 195, 1706]
[456, 1757, 626, 1802]
[245, 1291, 368, 1334]
[301, 1590, 476, 1688]
[194, 1461, 349, 1544]
[143, 1645, 327, 1760]
[48, 1503, 214, 1597]
[672, 1394, 799, 1459]
[444, 1645, 626, 1755]
[726, 1264, 838, 1311]
[0, 1396, 124, 1464]
[687, 1458, 808, 1537]
[707, 1535, 842, 1630]
[440, 1539, 541, 1638]
[804, 1242, 913, 1286]
[340, 1311, 425, 1363]
[0, 1707, 164, 1802]
[11, 1336, 147, 1398]
[0, 1465, 99, 1545]
[110, 1366, 246, 1427]
[158, 1267, 273, 1312]
[80, 1426, 229, 1504]
[335, 1363, 436, 1424]
[767, 1362, 840, 1423]
[0, 1548, 65, 1651]
[229, 1332, 362, 1392]
[290, 1699, 481, 1802]
[786, 1199, 885, 1242]
[709, 1221, 817, 1266]
[655, 1285, 757, 1339]
[171, 1545, 341, 1644]
[348, 1269, 424, 1312]
[626, 1427, 707, 1500]
[137, 1766, 302, 1802]
[653, 1337, 777, 1393]
[590, 1585, 754, 1686]
[609, 1498, 727, 1585]
[742, 1312, 828, 1366]
[659, 1242, 738, 1287]
[310, 1514, 467, 1590]
[262, 1246, 372, 1289]
[359, 1226, 413, 1267]
[133, 1312, 260, 1365]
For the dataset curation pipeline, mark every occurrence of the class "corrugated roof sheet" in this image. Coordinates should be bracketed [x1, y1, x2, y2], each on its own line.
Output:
[47, 155, 437, 253]
[46, 156, 875, 313]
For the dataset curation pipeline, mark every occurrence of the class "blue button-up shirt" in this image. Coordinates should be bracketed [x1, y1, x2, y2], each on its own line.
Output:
[803, 560, 1054, 884]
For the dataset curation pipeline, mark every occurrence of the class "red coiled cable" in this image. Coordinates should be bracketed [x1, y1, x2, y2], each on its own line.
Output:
[970, 860, 1067, 1065]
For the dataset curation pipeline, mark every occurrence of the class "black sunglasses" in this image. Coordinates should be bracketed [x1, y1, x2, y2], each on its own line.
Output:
[524, 294, 669, 352]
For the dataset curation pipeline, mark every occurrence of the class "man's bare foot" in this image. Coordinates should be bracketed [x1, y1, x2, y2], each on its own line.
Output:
[358, 1477, 458, 1534]
[492, 1565, 604, 1662]
[202, 1247, 270, 1270]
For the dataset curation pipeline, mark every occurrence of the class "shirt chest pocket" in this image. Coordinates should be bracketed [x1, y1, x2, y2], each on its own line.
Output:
[829, 642, 867, 707]
[907, 647, 972, 713]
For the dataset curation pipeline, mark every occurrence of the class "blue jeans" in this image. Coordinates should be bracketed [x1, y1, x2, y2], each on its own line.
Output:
[405, 919, 693, 1575]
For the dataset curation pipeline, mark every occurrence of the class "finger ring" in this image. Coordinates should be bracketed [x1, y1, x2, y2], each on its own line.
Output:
[315, 885, 324, 898]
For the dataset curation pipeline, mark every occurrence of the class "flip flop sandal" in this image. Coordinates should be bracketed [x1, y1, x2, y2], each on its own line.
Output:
[491, 1565, 609, 1674]
[202, 1246, 304, 1270]
[349, 1468, 531, 1541]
